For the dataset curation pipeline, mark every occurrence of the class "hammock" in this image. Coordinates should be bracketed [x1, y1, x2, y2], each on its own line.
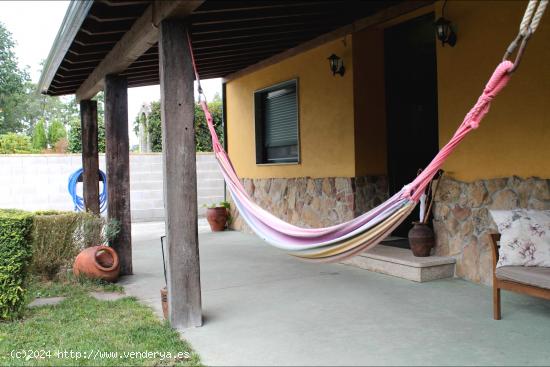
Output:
[189, 0, 547, 262]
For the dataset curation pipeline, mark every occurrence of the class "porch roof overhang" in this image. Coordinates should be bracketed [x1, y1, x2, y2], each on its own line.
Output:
[39, 0, 432, 100]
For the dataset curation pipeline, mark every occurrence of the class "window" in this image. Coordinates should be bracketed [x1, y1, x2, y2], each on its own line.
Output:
[254, 80, 299, 164]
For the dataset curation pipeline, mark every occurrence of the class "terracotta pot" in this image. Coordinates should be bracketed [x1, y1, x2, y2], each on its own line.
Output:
[73, 245, 120, 282]
[206, 207, 228, 231]
[160, 287, 168, 319]
[408, 222, 435, 257]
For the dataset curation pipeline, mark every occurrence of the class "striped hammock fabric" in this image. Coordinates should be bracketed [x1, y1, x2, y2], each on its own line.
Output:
[196, 60, 514, 263]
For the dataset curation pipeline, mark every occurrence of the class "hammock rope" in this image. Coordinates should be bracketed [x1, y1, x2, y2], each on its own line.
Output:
[186, 1, 546, 262]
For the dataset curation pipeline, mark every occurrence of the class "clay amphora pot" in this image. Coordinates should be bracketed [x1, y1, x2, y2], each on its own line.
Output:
[408, 222, 435, 257]
[73, 245, 120, 282]
[206, 207, 228, 231]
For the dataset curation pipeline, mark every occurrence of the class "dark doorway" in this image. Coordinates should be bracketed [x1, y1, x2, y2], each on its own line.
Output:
[384, 12, 439, 238]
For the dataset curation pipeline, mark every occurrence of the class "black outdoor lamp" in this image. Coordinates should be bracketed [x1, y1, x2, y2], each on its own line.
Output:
[328, 54, 345, 76]
[435, 0, 457, 47]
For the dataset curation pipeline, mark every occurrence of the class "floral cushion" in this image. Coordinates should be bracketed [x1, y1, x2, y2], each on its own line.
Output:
[490, 209, 550, 268]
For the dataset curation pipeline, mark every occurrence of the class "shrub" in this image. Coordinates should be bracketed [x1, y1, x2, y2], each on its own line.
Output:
[0, 133, 33, 154]
[53, 137, 68, 153]
[47, 119, 66, 147]
[74, 212, 105, 249]
[0, 209, 33, 320]
[30, 211, 111, 280]
[30, 211, 82, 280]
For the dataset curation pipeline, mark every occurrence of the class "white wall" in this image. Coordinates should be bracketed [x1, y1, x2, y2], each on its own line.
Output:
[0, 153, 224, 222]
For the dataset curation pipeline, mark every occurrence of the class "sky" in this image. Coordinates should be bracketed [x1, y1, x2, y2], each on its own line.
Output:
[0, 1, 222, 145]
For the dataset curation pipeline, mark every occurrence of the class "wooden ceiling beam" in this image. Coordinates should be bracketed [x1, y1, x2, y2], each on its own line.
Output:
[100, 0, 149, 7]
[193, 1, 333, 15]
[68, 44, 113, 56]
[192, 10, 333, 27]
[198, 60, 256, 74]
[125, 62, 159, 71]
[53, 76, 87, 85]
[195, 52, 280, 68]
[49, 83, 82, 91]
[74, 38, 117, 47]
[193, 40, 299, 57]
[191, 18, 326, 36]
[89, 2, 147, 22]
[128, 80, 160, 88]
[56, 71, 94, 79]
[76, 0, 204, 101]
[192, 33, 319, 51]
[191, 26, 330, 44]
[121, 67, 159, 77]
[59, 65, 96, 73]
[62, 57, 104, 65]
[80, 17, 137, 35]
[195, 47, 289, 62]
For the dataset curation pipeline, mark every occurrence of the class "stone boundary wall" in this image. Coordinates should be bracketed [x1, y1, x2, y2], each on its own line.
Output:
[433, 176, 550, 285]
[229, 176, 388, 233]
[0, 153, 224, 222]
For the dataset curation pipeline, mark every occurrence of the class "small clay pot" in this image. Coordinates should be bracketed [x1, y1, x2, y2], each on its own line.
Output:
[73, 245, 120, 282]
[408, 222, 435, 257]
[206, 207, 228, 231]
[160, 287, 168, 319]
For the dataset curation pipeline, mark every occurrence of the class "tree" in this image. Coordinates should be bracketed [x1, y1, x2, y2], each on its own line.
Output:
[195, 94, 224, 152]
[67, 117, 106, 153]
[134, 96, 224, 153]
[0, 22, 29, 134]
[147, 101, 162, 152]
[31, 119, 47, 150]
[47, 119, 66, 146]
[67, 92, 105, 153]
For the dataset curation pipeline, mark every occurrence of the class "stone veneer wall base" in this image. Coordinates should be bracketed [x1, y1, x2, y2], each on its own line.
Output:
[433, 176, 550, 285]
[229, 176, 388, 233]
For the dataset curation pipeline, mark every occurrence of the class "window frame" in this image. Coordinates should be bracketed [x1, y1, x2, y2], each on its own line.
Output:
[253, 78, 301, 165]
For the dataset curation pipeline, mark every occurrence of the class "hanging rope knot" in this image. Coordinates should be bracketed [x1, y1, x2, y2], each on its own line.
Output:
[465, 61, 514, 129]
[485, 61, 514, 94]
[468, 95, 491, 129]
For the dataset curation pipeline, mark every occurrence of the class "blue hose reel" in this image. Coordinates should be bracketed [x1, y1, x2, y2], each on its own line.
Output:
[68, 168, 108, 213]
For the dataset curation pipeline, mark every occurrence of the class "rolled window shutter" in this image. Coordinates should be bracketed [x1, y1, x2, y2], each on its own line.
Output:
[264, 86, 298, 148]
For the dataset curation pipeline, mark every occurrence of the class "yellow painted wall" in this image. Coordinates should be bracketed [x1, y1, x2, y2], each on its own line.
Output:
[226, 39, 355, 178]
[226, 1, 550, 181]
[436, 0, 550, 181]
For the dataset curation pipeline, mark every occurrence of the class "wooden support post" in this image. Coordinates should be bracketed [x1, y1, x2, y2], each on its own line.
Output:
[159, 19, 202, 329]
[104, 75, 132, 275]
[80, 100, 100, 215]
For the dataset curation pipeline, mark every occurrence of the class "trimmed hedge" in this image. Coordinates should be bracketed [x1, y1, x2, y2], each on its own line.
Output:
[30, 211, 105, 280]
[0, 209, 33, 320]
[31, 211, 82, 279]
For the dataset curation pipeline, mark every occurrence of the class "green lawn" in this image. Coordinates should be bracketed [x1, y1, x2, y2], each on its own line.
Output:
[0, 277, 201, 366]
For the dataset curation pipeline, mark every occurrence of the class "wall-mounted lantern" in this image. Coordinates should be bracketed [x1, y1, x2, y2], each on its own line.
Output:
[328, 54, 345, 76]
[435, 0, 457, 47]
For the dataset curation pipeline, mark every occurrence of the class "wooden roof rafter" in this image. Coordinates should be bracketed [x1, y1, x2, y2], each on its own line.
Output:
[39, 0, 435, 97]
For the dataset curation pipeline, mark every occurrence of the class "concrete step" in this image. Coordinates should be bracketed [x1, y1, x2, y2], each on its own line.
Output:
[341, 245, 455, 282]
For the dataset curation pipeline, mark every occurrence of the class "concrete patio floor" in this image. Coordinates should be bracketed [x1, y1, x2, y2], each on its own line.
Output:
[121, 221, 550, 366]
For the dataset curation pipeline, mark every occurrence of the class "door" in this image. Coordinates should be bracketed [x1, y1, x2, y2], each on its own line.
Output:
[385, 12, 439, 237]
